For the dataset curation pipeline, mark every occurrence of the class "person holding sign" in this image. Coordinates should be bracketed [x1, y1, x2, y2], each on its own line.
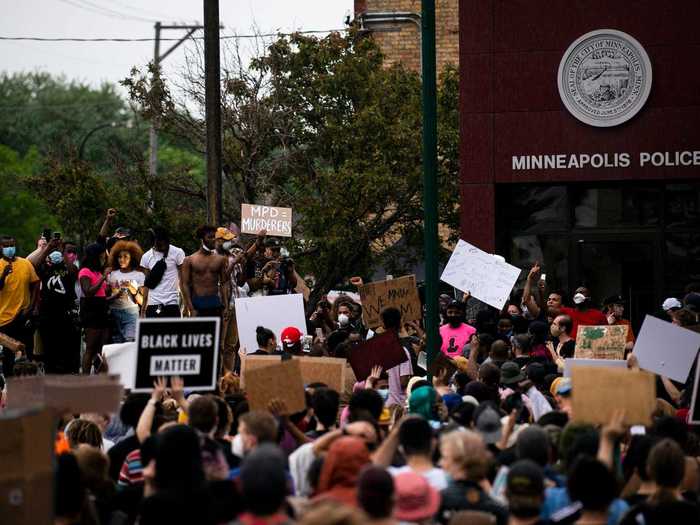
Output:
[181, 226, 230, 318]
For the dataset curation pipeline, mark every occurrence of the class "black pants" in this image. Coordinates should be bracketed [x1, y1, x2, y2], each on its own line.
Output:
[0, 314, 35, 376]
[145, 304, 181, 318]
[39, 315, 81, 374]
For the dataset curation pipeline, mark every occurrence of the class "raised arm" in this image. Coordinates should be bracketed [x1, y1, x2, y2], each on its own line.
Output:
[522, 262, 542, 318]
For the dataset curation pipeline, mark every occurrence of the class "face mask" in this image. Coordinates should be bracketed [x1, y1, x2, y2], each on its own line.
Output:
[48, 251, 64, 265]
[376, 388, 389, 402]
[446, 316, 462, 327]
[222, 241, 233, 251]
[338, 314, 350, 327]
[202, 242, 215, 253]
[231, 434, 245, 458]
[2, 246, 15, 258]
[573, 293, 587, 305]
[65, 252, 78, 265]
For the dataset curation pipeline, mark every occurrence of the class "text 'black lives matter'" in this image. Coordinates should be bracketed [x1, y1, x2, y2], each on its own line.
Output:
[133, 317, 220, 392]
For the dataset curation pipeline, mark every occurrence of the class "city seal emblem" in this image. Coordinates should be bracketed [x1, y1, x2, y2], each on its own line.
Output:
[557, 29, 652, 127]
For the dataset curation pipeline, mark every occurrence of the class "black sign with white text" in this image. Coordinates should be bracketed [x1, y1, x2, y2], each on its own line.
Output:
[133, 317, 220, 392]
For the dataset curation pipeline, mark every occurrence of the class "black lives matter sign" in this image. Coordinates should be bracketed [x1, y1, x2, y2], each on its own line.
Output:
[133, 317, 220, 392]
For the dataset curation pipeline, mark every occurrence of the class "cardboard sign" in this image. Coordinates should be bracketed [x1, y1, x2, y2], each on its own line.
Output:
[563, 358, 628, 378]
[428, 351, 458, 379]
[241, 355, 347, 393]
[574, 325, 628, 360]
[571, 366, 656, 426]
[635, 315, 700, 383]
[240, 203, 292, 237]
[348, 331, 408, 381]
[245, 358, 306, 413]
[358, 275, 422, 329]
[103, 342, 137, 389]
[235, 294, 307, 355]
[7, 375, 123, 414]
[440, 239, 521, 310]
[0, 408, 54, 525]
[133, 317, 220, 393]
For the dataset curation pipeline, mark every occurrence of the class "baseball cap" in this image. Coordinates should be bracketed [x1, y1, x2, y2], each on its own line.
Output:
[394, 471, 441, 522]
[602, 294, 625, 306]
[501, 361, 526, 385]
[280, 326, 302, 348]
[506, 459, 545, 499]
[475, 406, 502, 444]
[684, 293, 700, 312]
[114, 226, 131, 238]
[215, 227, 235, 241]
[662, 297, 682, 311]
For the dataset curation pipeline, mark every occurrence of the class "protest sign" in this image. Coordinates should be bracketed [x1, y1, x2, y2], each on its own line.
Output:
[7, 375, 124, 414]
[634, 315, 700, 383]
[563, 358, 628, 378]
[240, 203, 292, 237]
[440, 240, 521, 310]
[235, 294, 306, 355]
[0, 408, 53, 525]
[103, 342, 137, 389]
[574, 325, 628, 360]
[133, 317, 220, 393]
[245, 358, 306, 413]
[241, 355, 346, 392]
[571, 366, 656, 426]
[348, 331, 408, 381]
[358, 275, 421, 329]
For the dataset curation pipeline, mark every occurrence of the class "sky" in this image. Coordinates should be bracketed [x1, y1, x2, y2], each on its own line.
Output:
[0, 0, 354, 93]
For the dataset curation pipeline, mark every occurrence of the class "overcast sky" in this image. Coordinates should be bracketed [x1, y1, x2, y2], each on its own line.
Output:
[1, 0, 354, 92]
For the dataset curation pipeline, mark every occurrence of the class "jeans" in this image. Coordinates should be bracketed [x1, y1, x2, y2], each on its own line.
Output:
[111, 307, 138, 343]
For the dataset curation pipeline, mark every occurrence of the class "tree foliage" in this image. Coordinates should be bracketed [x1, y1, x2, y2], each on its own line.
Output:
[123, 30, 460, 302]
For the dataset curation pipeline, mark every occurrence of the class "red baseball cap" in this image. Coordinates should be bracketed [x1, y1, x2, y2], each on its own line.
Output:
[280, 326, 302, 347]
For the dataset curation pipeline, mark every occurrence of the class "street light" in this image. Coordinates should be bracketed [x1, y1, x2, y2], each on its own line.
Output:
[78, 122, 116, 160]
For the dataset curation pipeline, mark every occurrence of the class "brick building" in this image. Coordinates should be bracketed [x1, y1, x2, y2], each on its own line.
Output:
[354, 0, 459, 72]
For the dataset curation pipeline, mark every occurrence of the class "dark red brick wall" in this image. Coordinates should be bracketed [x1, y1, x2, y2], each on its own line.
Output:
[459, 0, 700, 251]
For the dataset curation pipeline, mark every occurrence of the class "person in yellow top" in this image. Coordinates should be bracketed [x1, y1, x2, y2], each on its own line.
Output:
[0, 234, 40, 375]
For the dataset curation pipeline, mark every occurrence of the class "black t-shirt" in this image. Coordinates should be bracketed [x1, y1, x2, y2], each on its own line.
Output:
[39, 264, 77, 316]
[555, 339, 576, 359]
[620, 499, 700, 525]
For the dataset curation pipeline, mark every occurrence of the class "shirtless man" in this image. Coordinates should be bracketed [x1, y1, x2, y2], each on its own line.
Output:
[181, 225, 230, 318]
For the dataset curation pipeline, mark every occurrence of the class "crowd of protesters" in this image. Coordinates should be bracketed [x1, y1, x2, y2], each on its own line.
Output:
[2, 207, 700, 525]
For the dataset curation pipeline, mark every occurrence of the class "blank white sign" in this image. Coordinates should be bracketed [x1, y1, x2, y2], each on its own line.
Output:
[235, 294, 307, 354]
[563, 358, 628, 377]
[103, 342, 137, 389]
[635, 315, 700, 383]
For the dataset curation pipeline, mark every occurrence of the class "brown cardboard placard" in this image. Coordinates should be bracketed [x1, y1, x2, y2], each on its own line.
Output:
[7, 375, 123, 414]
[240, 203, 292, 237]
[348, 331, 408, 381]
[245, 358, 306, 413]
[241, 355, 346, 393]
[575, 325, 629, 360]
[358, 275, 422, 329]
[571, 366, 656, 426]
[0, 408, 54, 525]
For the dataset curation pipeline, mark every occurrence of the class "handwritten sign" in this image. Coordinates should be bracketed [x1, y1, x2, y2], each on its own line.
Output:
[574, 325, 628, 360]
[241, 204, 292, 237]
[440, 240, 521, 310]
[358, 275, 421, 329]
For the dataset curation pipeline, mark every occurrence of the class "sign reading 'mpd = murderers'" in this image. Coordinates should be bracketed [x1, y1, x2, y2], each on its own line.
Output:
[241, 204, 292, 237]
[133, 317, 220, 393]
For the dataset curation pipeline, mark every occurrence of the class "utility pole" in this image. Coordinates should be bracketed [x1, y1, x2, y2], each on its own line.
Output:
[421, 0, 439, 378]
[149, 22, 203, 178]
[203, 0, 223, 225]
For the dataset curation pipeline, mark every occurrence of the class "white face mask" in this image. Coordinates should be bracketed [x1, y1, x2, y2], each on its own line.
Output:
[573, 293, 587, 305]
[222, 241, 233, 251]
[231, 434, 245, 458]
[338, 313, 350, 327]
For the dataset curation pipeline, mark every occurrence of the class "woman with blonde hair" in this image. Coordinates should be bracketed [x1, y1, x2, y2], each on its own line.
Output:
[107, 240, 145, 343]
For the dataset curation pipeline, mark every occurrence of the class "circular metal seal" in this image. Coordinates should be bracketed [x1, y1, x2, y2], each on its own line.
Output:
[557, 29, 652, 127]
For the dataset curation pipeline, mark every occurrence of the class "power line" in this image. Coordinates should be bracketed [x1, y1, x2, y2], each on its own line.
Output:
[56, 0, 158, 23]
[0, 29, 348, 43]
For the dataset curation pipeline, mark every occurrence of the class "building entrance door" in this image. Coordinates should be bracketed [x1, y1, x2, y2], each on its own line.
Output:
[571, 233, 661, 334]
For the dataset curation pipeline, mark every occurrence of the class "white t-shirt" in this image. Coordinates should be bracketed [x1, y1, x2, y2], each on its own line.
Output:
[140, 245, 186, 306]
[388, 465, 449, 491]
[108, 270, 146, 310]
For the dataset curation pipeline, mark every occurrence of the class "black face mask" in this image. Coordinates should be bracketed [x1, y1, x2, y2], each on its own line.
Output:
[446, 316, 462, 327]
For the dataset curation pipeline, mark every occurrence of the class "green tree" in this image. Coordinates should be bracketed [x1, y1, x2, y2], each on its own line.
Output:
[123, 30, 461, 303]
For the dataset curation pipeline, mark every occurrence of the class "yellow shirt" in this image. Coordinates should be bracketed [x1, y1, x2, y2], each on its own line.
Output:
[0, 257, 39, 326]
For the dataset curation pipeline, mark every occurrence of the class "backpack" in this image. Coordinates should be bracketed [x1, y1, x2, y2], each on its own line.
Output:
[144, 247, 169, 290]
